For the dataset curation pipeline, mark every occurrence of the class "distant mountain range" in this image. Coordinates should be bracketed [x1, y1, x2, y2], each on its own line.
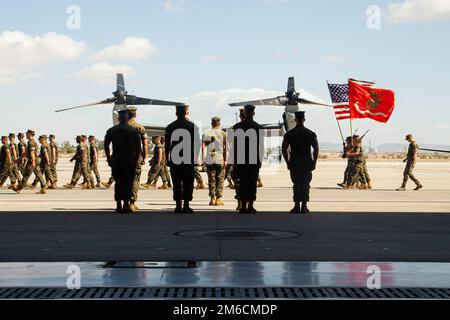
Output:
[319, 142, 450, 153]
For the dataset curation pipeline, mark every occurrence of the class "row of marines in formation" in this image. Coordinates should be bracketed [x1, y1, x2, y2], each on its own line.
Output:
[103, 104, 317, 214]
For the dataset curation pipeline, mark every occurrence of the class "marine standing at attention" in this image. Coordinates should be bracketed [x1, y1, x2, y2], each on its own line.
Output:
[165, 104, 200, 213]
[282, 111, 319, 214]
[104, 107, 142, 213]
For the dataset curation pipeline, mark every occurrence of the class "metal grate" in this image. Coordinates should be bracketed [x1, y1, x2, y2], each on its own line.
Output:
[0, 287, 449, 300]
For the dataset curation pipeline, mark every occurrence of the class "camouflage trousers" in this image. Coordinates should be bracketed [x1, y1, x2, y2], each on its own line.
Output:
[206, 164, 225, 198]
[194, 165, 204, 184]
[70, 162, 91, 186]
[402, 162, 421, 187]
[90, 163, 101, 184]
[50, 164, 58, 182]
[0, 163, 20, 185]
[343, 160, 353, 184]
[363, 158, 371, 183]
[224, 164, 234, 186]
[0, 164, 16, 185]
[349, 161, 366, 185]
[18, 161, 26, 176]
[131, 160, 143, 202]
[34, 164, 56, 185]
[147, 163, 167, 185]
[21, 163, 45, 188]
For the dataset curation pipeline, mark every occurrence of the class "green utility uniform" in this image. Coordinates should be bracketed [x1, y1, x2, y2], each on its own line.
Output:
[146, 143, 167, 185]
[128, 118, 148, 203]
[70, 141, 91, 186]
[89, 142, 101, 185]
[401, 141, 421, 188]
[20, 139, 46, 188]
[39, 142, 56, 185]
[203, 127, 226, 198]
[49, 141, 58, 182]
[18, 141, 27, 176]
[0, 144, 15, 184]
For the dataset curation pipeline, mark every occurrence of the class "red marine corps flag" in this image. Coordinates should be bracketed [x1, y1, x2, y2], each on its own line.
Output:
[348, 79, 395, 123]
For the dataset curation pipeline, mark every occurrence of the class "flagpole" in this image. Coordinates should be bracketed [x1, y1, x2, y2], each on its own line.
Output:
[327, 80, 345, 143]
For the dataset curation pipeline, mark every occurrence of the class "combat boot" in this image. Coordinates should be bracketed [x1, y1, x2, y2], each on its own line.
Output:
[36, 188, 47, 194]
[360, 183, 369, 190]
[82, 184, 91, 190]
[48, 183, 57, 190]
[129, 203, 139, 212]
[290, 203, 301, 214]
[367, 182, 372, 189]
[183, 202, 194, 214]
[64, 183, 75, 189]
[209, 197, 216, 206]
[414, 184, 423, 191]
[337, 182, 346, 188]
[257, 181, 263, 188]
[45, 180, 51, 188]
[158, 183, 169, 190]
[30, 182, 37, 189]
[174, 201, 183, 213]
[215, 197, 224, 206]
[8, 183, 16, 190]
[101, 182, 111, 188]
[396, 186, 406, 191]
[236, 200, 242, 211]
[195, 183, 206, 189]
[247, 202, 257, 214]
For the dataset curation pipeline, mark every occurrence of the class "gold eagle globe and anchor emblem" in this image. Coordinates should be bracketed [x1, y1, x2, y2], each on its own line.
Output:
[364, 91, 382, 110]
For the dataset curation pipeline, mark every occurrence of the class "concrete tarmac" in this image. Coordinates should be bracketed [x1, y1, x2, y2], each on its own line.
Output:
[0, 160, 449, 262]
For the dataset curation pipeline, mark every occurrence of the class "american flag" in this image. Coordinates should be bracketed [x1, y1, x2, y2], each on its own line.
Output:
[327, 83, 351, 121]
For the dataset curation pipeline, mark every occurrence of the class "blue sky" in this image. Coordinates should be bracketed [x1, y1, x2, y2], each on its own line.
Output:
[0, 0, 449, 145]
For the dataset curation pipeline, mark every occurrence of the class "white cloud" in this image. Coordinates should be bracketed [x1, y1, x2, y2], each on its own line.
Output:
[0, 31, 87, 83]
[69, 62, 135, 83]
[201, 55, 219, 63]
[164, 0, 186, 12]
[323, 54, 343, 64]
[388, 0, 450, 23]
[93, 37, 158, 61]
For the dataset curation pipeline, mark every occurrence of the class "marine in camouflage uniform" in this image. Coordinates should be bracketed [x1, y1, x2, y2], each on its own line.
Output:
[202, 117, 226, 206]
[38, 135, 57, 189]
[337, 136, 353, 188]
[0, 134, 20, 188]
[397, 134, 422, 191]
[127, 106, 149, 212]
[194, 165, 205, 189]
[89, 135, 101, 187]
[282, 111, 319, 214]
[143, 136, 168, 189]
[15, 130, 47, 194]
[0, 136, 15, 188]
[17, 133, 27, 177]
[346, 137, 368, 189]
[64, 136, 92, 189]
[49, 134, 58, 184]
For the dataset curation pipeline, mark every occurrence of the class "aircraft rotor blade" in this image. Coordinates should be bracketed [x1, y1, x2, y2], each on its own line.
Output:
[125, 95, 184, 106]
[287, 77, 295, 93]
[117, 73, 125, 91]
[55, 97, 117, 113]
[229, 96, 288, 107]
[296, 97, 332, 107]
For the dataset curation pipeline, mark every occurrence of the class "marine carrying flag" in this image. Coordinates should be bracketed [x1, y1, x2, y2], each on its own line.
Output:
[348, 80, 395, 123]
[327, 83, 351, 121]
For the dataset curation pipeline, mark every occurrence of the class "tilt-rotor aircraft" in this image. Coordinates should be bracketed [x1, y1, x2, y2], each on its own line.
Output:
[55, 73, 184, 136]
[229, 77, 331, 133]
